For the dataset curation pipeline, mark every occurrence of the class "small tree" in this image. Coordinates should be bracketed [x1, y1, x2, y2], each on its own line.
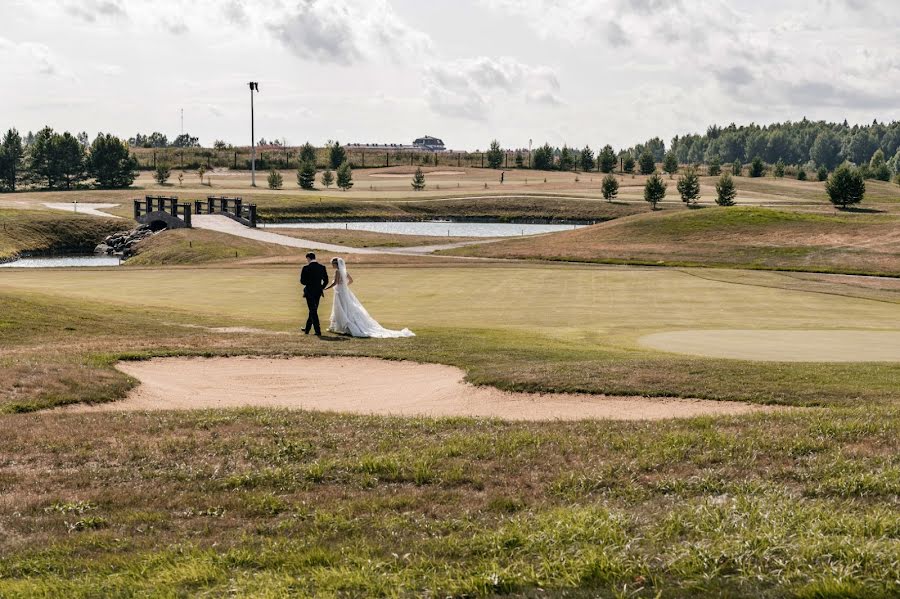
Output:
[321, 168, 334, 188]
[773, 159, 785, 178]
[639, 150, 655, 175]
[580, 145, 595, 171]
[817, 166, 828, 182]
[797, 167, 807, 181]
[197, 165, 207, 185]
[532, 143, 554, 170]
[514, 149, 524, 168]
[869, 148, 892, 181]
[708, 156, 721, 176]
[749, 156, 765, 178]
[267, 169, 283, 189]
[55, 132, 87, 190]
[329, 141, 346, 169]
[299, 142, 317, 164]
[676, 167, 700, 205]
[601, 174, 619, 202]
[559, 145, 575, 171]
[154, 162, 171, 185]
[623, 154, 635, 174]
[177, 172, 184, 186]
[411, 166, 426, 191]
[486, 140, 504, 169]
[336, 162, 353, 191]
[88, 133, 138, 189]
[644, 172, 666, 209]
[0, 128, 25, 191]
[598, 145, 617, 173]
[732, 159, 742, 176]
[715, 172, 736, 206]
[663, 151, 679, 177]
[297, 160, 316, 190]
[826, 163, 865, 209]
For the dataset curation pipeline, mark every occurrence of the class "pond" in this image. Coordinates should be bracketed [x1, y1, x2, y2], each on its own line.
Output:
[261, 221, 584, 237]
[0, 256, 122, 268]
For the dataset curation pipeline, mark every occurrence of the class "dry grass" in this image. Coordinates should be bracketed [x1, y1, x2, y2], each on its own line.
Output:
[272, 227, 478, 248]
[0, 210, 122, 262]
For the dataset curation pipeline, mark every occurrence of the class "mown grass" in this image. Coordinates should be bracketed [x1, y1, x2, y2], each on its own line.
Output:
[0, 210, 122, 262]
[447, 207, 900, 277]
[1, 406, 899, 597]
[126, 228, 306, 265]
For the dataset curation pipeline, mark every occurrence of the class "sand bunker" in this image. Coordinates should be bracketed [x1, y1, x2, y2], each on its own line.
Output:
[67, 357, 768, 420]
[640, 329, 900, 362]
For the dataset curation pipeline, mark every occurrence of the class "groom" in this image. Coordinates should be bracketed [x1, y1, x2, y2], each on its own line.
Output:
[300, 252, 329, 336]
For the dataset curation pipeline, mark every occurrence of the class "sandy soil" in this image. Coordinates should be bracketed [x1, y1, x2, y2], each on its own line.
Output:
[640, 329, 900, 362]
[66, 356, 771, 420]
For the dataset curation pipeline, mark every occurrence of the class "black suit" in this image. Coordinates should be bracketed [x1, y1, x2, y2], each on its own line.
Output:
[300, 261, 329, 335]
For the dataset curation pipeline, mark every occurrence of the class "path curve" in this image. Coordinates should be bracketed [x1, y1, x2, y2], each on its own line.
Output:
[68, 356, 772, 421]
[43, 202, 121, 218]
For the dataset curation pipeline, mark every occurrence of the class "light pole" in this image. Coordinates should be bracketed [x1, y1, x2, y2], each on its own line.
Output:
[248, 81, 259, 186]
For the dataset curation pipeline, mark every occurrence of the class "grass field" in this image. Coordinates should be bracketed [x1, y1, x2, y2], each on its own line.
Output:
[448, 207, 900, 276]
[0, 210, 122, 262]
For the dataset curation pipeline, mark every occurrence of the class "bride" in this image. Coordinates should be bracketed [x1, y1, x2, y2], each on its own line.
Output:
[324, 257, 415, 338]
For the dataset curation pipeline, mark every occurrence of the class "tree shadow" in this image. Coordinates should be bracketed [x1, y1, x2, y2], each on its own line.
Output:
[835, 206, 885, 214]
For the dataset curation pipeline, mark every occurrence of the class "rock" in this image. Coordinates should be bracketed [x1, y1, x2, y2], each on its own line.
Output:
[95, 226, 160, 258]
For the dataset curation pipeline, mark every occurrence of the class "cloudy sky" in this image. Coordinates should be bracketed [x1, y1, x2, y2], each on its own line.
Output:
[1, 0, 898, 150]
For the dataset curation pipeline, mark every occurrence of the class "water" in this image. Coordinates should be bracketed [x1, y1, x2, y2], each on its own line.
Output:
[261, 220, 584, 237]
[0, 256, 122, 268]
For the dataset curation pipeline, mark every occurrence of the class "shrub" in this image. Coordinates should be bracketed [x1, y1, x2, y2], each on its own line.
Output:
[797, 167, 807, 181]
[676, 167, 700, 205]
[732, 159, 742, 176]
[601, 174, 618, 202]
[643, 172, 666, 209]
[267, 169, 283, 189]
[639, 150, 655, 175]
[749, 156, 765, 177]
[321, 168, 334, 188]
[715, 172, 736, 206]
[154, 162, 171, 185]
[297, 161, 316, 190]
[708, 156, 721, 176]
[623, 154, 635, 174]
[336, 162, 353, 190]
[826, 162, 865, 208]
[869, 149, 891, 181]
[773, 159, 785, 178]
[411, 166, 426, 191]
[817, 166, 828, 182]
[663, 151, 678, 177]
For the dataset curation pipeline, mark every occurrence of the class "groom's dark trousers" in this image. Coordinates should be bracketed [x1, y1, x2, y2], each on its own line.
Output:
[300, 261, 329, 335]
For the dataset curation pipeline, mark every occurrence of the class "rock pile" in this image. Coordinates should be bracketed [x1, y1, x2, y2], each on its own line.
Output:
[94, 225, 156, 258]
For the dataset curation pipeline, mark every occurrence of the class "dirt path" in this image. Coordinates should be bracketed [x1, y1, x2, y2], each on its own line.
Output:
[67, 356, 772, 420]
[43, 202, 121, 217]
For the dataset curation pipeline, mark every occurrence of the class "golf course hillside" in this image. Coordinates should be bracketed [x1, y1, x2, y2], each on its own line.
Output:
[126, 228, 306, 266]
[0, 210, 122, 263]
[449, 207, 900, 276]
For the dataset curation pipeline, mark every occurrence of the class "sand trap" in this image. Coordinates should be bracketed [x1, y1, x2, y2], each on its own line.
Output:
[68, 357, 769, 420]
[640, 330, 900, 362]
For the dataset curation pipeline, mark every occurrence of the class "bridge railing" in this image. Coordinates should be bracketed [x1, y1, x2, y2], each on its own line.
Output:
[133, 196, 192, 228]
[195, 196, 257, 228]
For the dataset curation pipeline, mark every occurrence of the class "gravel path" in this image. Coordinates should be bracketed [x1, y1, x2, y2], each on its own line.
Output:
[43, 202, 121, 218]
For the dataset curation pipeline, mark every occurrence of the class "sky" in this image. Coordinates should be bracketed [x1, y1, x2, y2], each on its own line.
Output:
[1, 0, 898, 151]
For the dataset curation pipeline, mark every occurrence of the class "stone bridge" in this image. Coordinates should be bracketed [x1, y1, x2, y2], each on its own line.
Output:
[132, 195, 257, 230]
[194, 196, 257, 228]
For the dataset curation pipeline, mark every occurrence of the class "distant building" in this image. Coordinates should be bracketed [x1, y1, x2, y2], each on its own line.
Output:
[346, 135, 447, 152]
[412, 136, 446, 152]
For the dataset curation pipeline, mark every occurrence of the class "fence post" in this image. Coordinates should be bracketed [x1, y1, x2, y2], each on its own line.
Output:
[234, 151, 237, 169]
[133, 199, 140, 219]
[183, 204, 192, 228]
[386, 152, 389, 167]
[248, 204, 257, 228]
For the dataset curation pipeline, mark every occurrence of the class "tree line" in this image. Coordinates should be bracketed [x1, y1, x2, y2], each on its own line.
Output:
[0, 128, 138, 191]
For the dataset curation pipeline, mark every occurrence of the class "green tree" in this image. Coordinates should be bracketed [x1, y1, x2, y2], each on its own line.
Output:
[197, 165, 207, 185]
[267, 169, 283, 189]
[797, 167, 807, 181]
[411, 166, 426, 191]
[773, 159, 785, 178]
[663, 150, 679, 177]
[749, 156, 765, 178]
[329, 141, 346, 169]
[27, 127, 59, 189]
[486, 140, 504, 169]
[559, 145, 575, 171]
[0, 128, 25, 191]
[154, 162, 171, 185]
[297, 160, 316, 190]
[514, 149, 524, 168]
[532, 143, 554, 170]
[732, 159, 742, 176]
[676, 167, 700, 205]
[869, 148, 891, 181]
[601, 174, 619, 202]
[622, 154, 635, 174]
[321, 168, 334, 188]
[598, 145, 616, 173]
[826, 163, 865, 208]
[643, 172, 666, 209]
[810, 131, 842, 170]
[817, 166, 828, 181]
[715, 172, 737, 206]
[54, 132, 87, 190]
[639, 150, 655, 175]
[579, 145, 595, 171]
[708, 156, 721, 176]
[88, 133, 138, 189]
[172, 133, 199, 148]
[299, 142, 317, 164]
[336, 162, 353, 190]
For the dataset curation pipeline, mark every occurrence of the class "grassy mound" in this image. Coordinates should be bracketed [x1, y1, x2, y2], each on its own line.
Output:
[126, 228, 304, 266]
[448, 207, 900, 276]
[0, 210, 122, 262]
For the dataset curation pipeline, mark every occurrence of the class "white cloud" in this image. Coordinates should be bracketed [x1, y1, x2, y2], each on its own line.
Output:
[0, 37, 69, 78]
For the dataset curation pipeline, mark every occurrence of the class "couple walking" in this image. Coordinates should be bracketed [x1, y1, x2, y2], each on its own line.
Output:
[300, 252, 415, 339]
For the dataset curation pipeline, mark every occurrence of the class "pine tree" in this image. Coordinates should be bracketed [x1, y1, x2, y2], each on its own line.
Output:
[749, 156, 765, 178]
[299, 142, 317, 164]
[598, 145, 617, 173]
[732, 159, 742, 176]
[797, 167, 807, 181]
[559, 146, 574, 171]
[826, 163, 865, 208]
[708, 156, 721, 176]
[601, 174, 619, 202]
[297, 160, 316, 190]
[329, 141, 346, 169]
[773, 159, 785, 178]
[817, 166, 828, 182]
[0, 129, 25, 191]
[532, 144, 554, 170]
[486, 140, 504, 169]
[321, 168, 334, 188]
[715, 172, 736, 206]
[55, 132, 87, 190]
[336, 162, 353, 191]
[579, 145, 595, 171]
[623, 154, 635, 174]
[410, 166, 426, 191]
[639, 150, 655, 175]
[643, 172, 666, 209]
[267, 169, 283, 189]
[663, 151, 679, 177]
[88, 133, 138, 189]
[676, 167, 700, 205]
[869, 148, 892, 181]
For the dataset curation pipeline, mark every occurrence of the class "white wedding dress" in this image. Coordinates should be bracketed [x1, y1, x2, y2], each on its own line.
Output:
[328, 258, 415, 338]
